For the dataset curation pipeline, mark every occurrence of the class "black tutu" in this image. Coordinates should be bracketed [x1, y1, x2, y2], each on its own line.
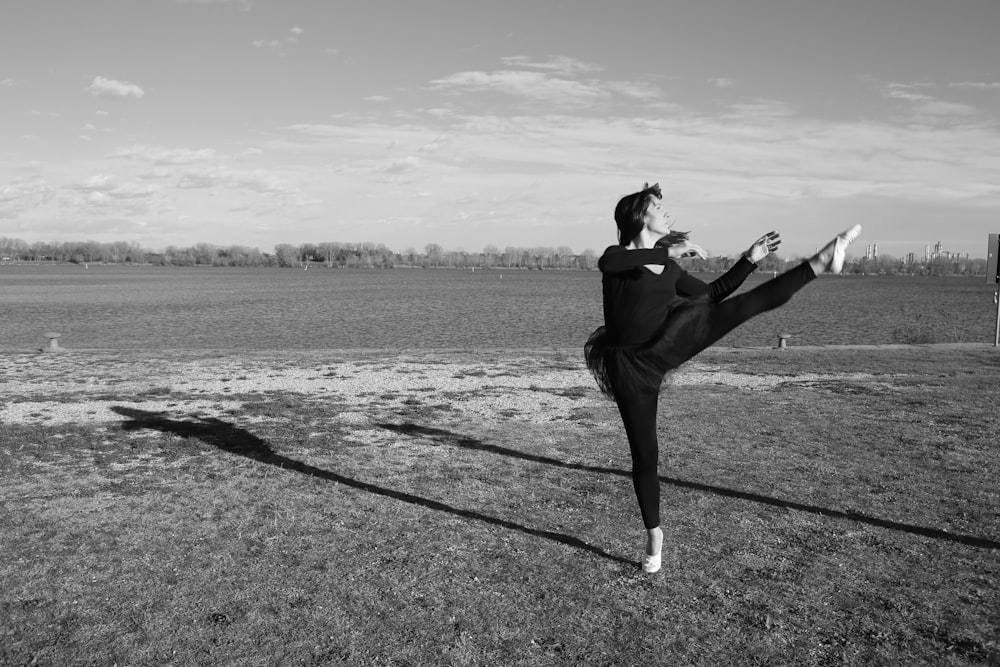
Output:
[584, 294, 714, 401]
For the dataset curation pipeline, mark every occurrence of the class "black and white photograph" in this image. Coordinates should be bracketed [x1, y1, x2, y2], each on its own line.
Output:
[2, 0, 998, 664]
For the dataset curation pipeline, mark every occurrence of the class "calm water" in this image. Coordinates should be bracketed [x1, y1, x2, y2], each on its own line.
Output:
[1, 264, 996, 350]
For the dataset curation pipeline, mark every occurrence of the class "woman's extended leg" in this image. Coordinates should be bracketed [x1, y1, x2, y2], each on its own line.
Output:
[665, 225, 862, 363]
[687, 260, 816, 357]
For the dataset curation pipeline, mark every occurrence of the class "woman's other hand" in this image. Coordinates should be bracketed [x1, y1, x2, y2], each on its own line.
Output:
[744, 231, 781, 264]
[665, 240, 707, 260]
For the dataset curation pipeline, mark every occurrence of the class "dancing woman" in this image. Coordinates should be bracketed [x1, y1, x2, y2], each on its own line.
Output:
[584, 183, 861, 574]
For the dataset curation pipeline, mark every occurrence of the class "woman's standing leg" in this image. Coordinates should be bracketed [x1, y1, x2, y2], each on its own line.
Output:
[614, 386, 664, 571]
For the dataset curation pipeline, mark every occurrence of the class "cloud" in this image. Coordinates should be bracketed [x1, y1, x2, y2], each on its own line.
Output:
[0, 175, 54, 216]
[949, 81, 1000, 90]
[231, 171, 296, 196]
[1, 77, 16, 87]
[500, 55, 602, 76]
[364, 95, 390, 102]
[710, 78, 734, 88]
[111, 144, 217, 165]
[418, 136, 447, 152]
[253, 27, 304, 56]
[85, 76, 145, 99]
[65, 174, 160, 215]
[379, 156, 421, 173]
[606, 81, 664, 101]
[177, 170, 226, 189]
[885, 83, 979, 121]
[252, 39, 283, 54]
[173, 0, 250, 4]
[431, 70, 605, 105]
[430, 56, 669, 111]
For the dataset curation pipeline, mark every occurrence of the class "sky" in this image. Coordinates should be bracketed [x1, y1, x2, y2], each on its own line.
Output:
[1, 0, 999, 259]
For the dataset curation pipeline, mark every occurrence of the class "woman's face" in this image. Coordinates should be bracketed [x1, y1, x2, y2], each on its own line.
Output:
[642, 196, 671, 235]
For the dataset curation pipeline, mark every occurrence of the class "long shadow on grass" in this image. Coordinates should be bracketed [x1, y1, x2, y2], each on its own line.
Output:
[379, 422, 1000, 551]
[111, 406, 632, 566]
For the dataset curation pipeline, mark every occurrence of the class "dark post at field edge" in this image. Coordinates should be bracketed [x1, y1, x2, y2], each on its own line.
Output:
[988, 234, 1000, 346]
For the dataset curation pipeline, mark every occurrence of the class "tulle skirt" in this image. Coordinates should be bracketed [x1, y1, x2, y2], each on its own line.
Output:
[585, 294, 714, 401]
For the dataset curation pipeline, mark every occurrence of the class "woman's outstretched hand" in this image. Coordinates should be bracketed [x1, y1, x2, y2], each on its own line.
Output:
[744, 231, 781, 264]
[665, 240, 707, 260]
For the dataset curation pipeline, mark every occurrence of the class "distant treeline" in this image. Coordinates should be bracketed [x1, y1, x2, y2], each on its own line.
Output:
[0, 237, 988, 276]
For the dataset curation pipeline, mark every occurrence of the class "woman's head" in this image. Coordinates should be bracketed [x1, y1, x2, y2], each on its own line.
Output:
[614, 182, 664, 246]
[614, 182, 689, 248]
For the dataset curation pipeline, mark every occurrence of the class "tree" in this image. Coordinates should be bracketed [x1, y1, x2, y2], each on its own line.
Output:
[274, 244, 299, 268]
[424, 243, 443, 267]
[483, 245, 499, 267]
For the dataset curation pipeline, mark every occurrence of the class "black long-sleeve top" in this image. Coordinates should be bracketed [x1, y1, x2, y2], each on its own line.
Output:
[598, 246, 756, 345]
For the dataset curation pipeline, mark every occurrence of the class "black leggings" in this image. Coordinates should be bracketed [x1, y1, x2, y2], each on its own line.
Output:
[613, 261, 816, 529]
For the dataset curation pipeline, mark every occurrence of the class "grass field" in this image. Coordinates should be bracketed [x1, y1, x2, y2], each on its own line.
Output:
[2, 346, 998, 665]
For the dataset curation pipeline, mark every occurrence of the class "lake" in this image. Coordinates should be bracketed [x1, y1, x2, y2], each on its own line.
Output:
[1, 264, 996, 350]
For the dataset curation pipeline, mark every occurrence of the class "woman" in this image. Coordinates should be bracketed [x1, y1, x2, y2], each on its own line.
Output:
[585, 182, 861, 573]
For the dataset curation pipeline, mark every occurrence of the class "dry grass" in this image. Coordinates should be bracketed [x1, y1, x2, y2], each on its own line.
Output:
[1, 346, 998, 665]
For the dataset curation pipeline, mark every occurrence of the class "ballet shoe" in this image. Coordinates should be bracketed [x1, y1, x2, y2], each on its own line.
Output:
[642, 526, 663, 573]
[642, 551, 662, 574]
[813, 224, 862, 274]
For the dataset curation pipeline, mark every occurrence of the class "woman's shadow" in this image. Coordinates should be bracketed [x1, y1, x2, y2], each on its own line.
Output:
[110, 406, 633, 567]
[378, 422, 1000, 551]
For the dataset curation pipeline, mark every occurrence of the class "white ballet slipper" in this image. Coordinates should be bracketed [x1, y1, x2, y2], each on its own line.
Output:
[814, 224, 862, 274]
[642, 551, 662, 573]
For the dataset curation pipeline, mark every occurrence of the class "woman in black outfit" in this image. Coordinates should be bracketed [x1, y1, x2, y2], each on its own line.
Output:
[585, 183, 861, 573]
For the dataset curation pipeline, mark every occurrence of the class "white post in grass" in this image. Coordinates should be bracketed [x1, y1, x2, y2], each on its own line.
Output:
[993, 287, 999, 347]
[987, 234, 999, 347]
[43, 332, 63, 353]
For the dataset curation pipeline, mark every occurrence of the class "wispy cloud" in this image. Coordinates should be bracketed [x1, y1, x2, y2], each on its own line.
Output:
[949, 81, 1000, 90]
[111, 144, 217, 165]
[500, 55, 602, 76]
[429, 55, 667, 111]
[0, 174, 54, 218]
[85, 76, 145, 100]
[606, 80, 665, 101]
[1, 77, 16, 87]
[378, 156, 421, 174]
[431, 70, 605, 105]
[253, 27, 304, 56]
[64, 173, 161, 216]
[885, 82, 979, 121]
[173, 0, 250, 5]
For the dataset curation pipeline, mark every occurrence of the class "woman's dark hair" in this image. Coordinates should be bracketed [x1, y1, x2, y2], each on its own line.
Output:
[614, 182, 688, 247]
